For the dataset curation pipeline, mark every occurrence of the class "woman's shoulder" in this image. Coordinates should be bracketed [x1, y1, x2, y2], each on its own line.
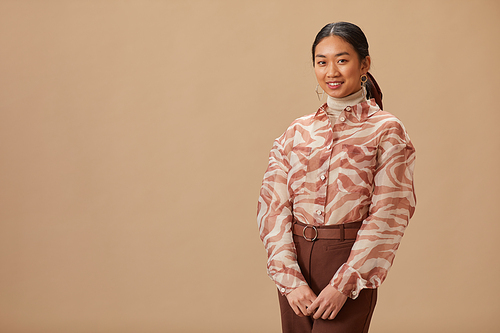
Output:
[371, 108, 407, 128]
[285, 104, 327, 130]
[273, 106, 326, 148]
[276, 109, 323, 140]
[369, 108, 413, 145]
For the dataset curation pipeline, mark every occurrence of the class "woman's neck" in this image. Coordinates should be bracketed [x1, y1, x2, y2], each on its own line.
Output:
[326, 88, 366, 114]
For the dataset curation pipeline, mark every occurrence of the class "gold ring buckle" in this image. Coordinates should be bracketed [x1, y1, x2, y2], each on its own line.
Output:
[302, 225, 318, 242]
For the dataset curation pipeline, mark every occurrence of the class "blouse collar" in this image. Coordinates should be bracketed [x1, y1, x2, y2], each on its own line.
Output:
[316, 93, 380, 122]
[326, 88, 366, 114]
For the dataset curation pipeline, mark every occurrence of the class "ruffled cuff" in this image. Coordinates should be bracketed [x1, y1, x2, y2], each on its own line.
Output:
[271, 271, 308, 296]
[330, 263, 367, 300]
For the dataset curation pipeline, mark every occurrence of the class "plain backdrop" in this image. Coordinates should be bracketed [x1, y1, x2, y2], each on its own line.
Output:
[1, 1, 499, 332]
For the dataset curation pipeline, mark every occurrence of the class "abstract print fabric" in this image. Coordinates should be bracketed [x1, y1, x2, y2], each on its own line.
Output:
[257, 99, 416, 299]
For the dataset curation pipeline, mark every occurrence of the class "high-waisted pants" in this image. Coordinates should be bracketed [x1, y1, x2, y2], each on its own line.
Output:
[277, 223, 377, 333]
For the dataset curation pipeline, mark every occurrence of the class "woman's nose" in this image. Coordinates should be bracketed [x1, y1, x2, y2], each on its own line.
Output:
[326, 63, 338, 77]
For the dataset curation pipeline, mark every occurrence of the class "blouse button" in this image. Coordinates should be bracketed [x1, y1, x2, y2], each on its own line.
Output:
[316, 210, 322, 215]
[320, 175, 326, 181]
[351, 290, 357, 296]
[345, 106, 352, 111]
[340, 116, 346, 122]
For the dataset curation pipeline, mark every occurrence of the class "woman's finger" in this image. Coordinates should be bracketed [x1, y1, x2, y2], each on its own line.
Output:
[322, 307, 334, 320]
[292, 303, 304, 317]
[328, 308, 339, 320]
[313, 303, 329, 320]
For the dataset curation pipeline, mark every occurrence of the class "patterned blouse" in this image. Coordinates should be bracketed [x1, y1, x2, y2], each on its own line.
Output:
[257, 98, 416, 299]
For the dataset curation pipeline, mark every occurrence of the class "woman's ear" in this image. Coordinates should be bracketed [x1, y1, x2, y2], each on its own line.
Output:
[361, 56, 371, 73]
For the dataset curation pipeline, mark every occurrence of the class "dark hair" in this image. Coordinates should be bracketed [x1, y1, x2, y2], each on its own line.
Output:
[312, 22, 383, 108]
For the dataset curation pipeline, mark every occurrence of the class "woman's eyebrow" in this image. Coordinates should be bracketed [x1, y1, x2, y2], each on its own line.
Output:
[335, 52, 350, 57]
[315, 51, 350, 58]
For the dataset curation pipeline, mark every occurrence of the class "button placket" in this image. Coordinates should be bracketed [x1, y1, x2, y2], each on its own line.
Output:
[340, 106, 351, 123]
[314, 142, 332, 224]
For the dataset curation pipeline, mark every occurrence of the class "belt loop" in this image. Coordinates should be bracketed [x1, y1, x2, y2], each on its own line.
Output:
[339, 224, 344, 242]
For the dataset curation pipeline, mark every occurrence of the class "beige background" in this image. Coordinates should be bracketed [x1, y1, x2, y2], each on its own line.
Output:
[1, 0, 499, 332]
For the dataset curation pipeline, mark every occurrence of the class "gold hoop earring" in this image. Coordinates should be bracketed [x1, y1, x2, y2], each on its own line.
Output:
[360, 74, 368, 99]
[315, 84, 324, 101]
[360, 74, 368, 86]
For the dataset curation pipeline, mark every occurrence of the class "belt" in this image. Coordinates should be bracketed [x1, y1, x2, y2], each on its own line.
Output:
[292, 221, 362, 242]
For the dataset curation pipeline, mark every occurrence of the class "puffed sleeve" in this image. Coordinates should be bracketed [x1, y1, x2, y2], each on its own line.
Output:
[330, 120, 416, 299]
[257, 135, 308, 295]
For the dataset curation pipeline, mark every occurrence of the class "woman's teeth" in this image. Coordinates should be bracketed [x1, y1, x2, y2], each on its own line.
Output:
[328, 82, 341, 88]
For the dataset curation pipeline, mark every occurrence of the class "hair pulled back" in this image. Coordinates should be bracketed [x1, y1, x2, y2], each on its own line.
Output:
[312, 22, 383, 108]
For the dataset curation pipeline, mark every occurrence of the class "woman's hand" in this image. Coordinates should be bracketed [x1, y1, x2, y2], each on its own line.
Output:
[286, 285, 317, 317]
[306, 284, 347, 320]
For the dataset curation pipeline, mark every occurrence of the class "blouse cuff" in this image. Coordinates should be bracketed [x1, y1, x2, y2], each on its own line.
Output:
[271, 272, 308, 296]
[330, 263, 367, 300]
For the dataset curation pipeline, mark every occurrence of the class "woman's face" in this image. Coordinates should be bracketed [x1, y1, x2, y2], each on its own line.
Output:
[314, 35, 370, 99]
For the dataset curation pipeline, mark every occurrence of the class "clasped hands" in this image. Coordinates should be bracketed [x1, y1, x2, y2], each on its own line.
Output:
[286, 284, 347, 320]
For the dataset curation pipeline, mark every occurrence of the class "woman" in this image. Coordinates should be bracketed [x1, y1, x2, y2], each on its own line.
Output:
[257, 22, 416, 333]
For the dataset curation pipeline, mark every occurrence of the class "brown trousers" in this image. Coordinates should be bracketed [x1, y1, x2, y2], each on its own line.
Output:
[278, 224, 377, 333]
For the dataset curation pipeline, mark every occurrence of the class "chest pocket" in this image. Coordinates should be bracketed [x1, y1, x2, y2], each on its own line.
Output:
[337, 144, 378, 194]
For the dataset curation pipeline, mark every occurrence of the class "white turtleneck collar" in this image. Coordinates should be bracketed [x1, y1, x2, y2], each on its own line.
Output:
[324, 88, 367, 126]
[326, 88, 366, 114]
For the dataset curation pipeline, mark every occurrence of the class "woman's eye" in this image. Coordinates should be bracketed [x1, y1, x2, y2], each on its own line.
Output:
[338, 59, 347, 64]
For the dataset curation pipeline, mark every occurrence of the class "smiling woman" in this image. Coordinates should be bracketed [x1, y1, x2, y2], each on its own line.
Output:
[257, 22, 416, 333]
[312, 22, 383, 108]
[314, 36, 370, 99]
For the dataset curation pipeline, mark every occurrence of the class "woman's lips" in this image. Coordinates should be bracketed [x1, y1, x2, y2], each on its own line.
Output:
[327, 82, 342, 89]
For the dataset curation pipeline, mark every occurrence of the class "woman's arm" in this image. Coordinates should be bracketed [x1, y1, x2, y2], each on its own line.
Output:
[257, 137, 309, 296]
[331, 121, 417, 299]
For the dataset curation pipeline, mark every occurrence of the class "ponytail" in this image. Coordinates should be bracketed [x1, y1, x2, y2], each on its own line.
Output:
[366, 72, 383, 110]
